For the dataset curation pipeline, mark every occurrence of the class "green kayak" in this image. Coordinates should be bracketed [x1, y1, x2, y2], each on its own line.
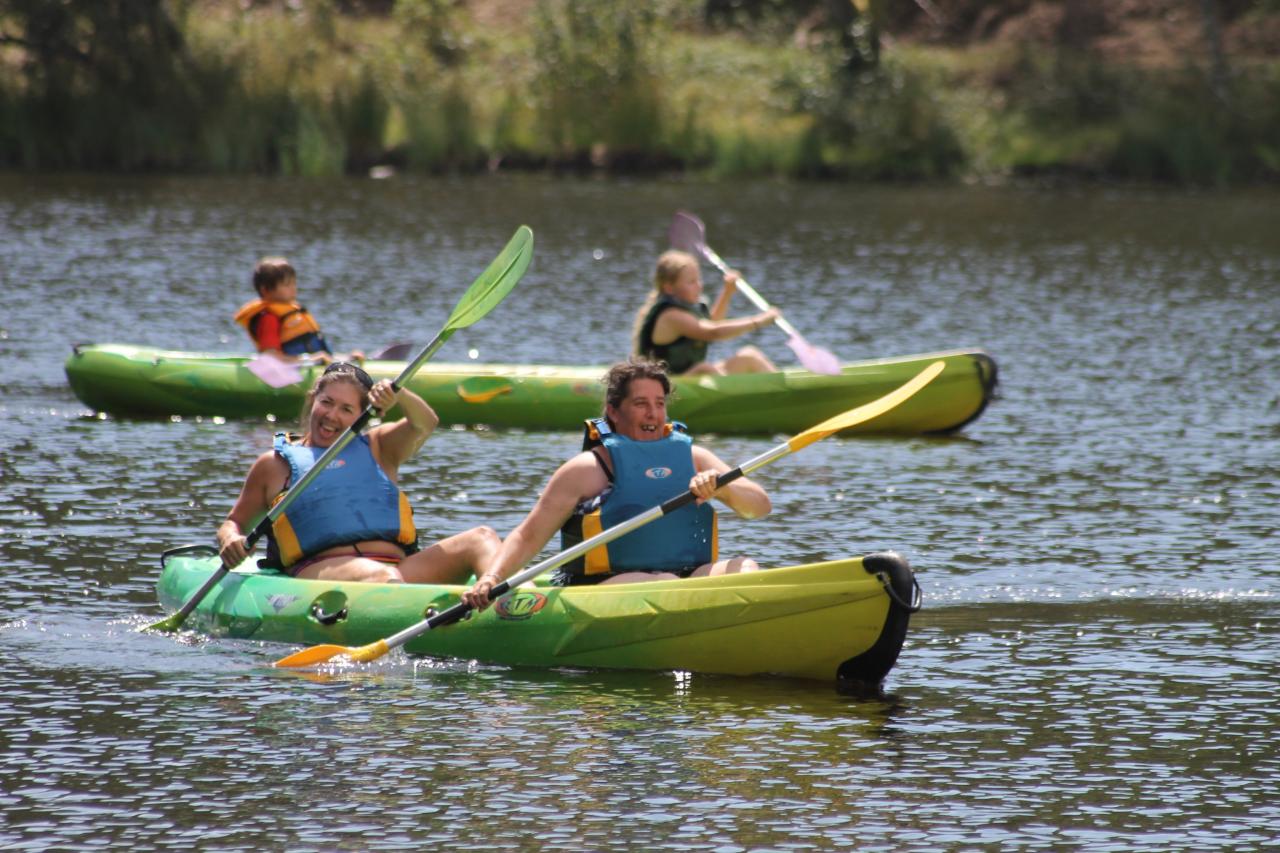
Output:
[68, 343, 997, 435]
[156, 545, 920, 687]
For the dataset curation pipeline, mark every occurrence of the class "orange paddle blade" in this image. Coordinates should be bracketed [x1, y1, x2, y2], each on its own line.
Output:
[272, 638, 391, 669]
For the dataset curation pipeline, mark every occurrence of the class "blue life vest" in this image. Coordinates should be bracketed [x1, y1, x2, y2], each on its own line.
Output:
[263, 433, 416, 569]
[559, 418, 717, 579]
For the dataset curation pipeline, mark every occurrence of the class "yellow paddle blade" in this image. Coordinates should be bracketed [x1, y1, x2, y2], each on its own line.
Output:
[788, 360, 946, 452]
[272, 638, 391, 669]
[347, 639, 392, 663]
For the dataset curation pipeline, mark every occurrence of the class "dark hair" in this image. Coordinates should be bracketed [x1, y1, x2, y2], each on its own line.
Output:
[602, 357, 671, 410]
[299, 367, 371, 434]
[253, 257, 296, 295]
[322, 360, 374, 391]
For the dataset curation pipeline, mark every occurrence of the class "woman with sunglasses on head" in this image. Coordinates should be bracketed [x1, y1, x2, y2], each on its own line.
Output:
[216, 362, 500, 584]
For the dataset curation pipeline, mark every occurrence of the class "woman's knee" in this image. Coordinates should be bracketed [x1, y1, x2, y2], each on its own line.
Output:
[725, 348, 774, 373]
[683, 362, 725, 377]
[694, 557, 759, 576]
[470, 526, 501, 549]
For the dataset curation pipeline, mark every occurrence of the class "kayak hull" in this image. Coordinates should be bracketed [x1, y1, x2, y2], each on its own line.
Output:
[68, 343, 997, 435]
[155, 546, 920, 686]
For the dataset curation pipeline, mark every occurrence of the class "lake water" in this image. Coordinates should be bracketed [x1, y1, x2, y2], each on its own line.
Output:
[2, 174, 1277, 850]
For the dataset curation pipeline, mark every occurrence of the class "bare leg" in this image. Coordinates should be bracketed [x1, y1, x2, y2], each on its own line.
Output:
[721, 346, 776, 374]
[689, 556, 760, 577]
[600, 571, 682, 584]
[599, 558, 759, 584]
[398, 526, 502, 584]
[680, 361, 727, 377]
[296, 557, 406, 583]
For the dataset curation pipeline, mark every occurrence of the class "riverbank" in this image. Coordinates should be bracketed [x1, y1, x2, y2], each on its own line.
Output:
[1, 0, 1277, 185]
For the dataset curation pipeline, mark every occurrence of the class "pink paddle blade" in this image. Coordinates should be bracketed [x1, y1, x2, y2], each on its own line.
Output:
[668, 210, 706, 254]
[787, 335, 841, 375]
[246, 353, 304, 388]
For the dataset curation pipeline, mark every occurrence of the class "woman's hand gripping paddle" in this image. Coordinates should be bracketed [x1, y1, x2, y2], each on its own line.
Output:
[271, 359, 945, 668]
[668, 210, 842, 375]
[145, 226, 535, 633]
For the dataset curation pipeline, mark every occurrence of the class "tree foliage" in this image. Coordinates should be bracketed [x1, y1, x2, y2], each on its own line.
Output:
[0, 0, 198, 167]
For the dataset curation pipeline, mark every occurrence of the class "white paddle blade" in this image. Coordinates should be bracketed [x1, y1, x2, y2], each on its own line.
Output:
[787, 335, 841, 375]
[246, 354, 304, 388]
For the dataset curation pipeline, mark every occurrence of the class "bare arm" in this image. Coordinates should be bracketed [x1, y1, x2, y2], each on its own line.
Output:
[217, 451, 289, 567]
[708, 270, 739, 320]
[460, 452, 609, 609]
[654, 300, 780, 344]
[368, 380, 439, 476]
[690, 445, 771, 519]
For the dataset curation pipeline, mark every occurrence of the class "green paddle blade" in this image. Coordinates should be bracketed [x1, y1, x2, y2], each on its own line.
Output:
[443, 225, 534, 330]
[145, 612, 185, 633]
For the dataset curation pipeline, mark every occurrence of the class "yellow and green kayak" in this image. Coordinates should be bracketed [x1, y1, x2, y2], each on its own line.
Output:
[156, 545, 921, 686]
[68, 343, 996, 435]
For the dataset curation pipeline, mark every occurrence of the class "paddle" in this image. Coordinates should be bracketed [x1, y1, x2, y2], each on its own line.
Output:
[271, 359, 945, 668]
[668, 210, 842, 375]
[146, 225, 535, 633]
[246, 352, 305, 388]
[247, 341, 417, 390]
[369, 341, 416, 361]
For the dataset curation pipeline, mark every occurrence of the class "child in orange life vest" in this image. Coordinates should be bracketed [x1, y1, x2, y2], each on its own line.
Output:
[234, 257, 364, 364]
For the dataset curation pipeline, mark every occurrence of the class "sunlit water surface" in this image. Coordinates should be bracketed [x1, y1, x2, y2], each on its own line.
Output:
[1, 175, 1276, 850]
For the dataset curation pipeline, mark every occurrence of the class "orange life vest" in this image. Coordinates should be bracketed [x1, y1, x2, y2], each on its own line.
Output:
[233, 299, 327, 354]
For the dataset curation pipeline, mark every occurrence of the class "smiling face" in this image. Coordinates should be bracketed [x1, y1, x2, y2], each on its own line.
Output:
[305, 376, 366, 446]
[606, 377, 669, 441]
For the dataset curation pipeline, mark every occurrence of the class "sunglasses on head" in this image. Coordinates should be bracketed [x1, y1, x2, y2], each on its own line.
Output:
[322, 360, 374, 391]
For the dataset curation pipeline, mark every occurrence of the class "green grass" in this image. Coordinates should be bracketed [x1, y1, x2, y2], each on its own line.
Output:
[0, 0, 1276, 184]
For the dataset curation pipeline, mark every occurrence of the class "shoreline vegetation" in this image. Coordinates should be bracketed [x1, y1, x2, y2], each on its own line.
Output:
[1, 0, 1277, 186]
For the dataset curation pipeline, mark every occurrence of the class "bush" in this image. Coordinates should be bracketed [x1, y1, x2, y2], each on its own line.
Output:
[780, 56, 965, 179]
[531, 0, 666, 165]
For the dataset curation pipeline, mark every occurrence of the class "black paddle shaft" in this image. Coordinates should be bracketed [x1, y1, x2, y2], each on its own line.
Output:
[423, 466, 748, 630]
[243, 406, 382, 551]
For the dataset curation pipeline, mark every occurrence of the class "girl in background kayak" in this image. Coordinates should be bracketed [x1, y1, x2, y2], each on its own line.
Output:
[216, 361, 500, 584]
[234, 256, 364, 365]
[633, 249, 781, 375]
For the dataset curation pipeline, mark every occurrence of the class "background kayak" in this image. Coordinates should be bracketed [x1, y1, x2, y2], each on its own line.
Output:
[66, 343, 997, 435]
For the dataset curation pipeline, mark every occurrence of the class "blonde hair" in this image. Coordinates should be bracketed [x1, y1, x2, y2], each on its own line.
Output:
[631, 250, 699, 354]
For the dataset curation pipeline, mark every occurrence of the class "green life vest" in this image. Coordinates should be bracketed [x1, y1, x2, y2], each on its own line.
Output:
[638, 296, 710, 374]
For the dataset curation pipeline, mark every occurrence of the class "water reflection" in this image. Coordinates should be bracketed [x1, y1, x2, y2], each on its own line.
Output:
[1, 175, 1277, 849]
